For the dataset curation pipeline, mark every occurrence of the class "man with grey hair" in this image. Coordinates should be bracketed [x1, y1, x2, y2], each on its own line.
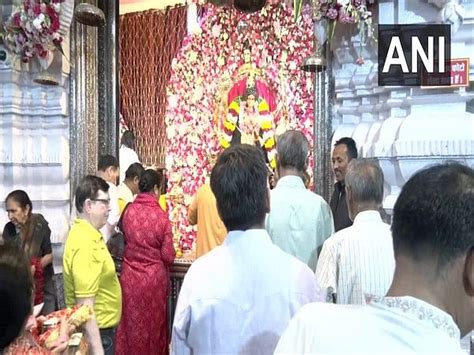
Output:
[266, 130, 334, 272]
[315, 158, 395, 304]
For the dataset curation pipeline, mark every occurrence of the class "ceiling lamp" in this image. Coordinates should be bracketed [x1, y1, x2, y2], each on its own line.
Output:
[74, 3, 105, 27]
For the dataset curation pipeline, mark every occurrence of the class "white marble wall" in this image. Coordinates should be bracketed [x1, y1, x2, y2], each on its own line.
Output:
[331, 0, 474, 213]
[0, 16, 72, 243]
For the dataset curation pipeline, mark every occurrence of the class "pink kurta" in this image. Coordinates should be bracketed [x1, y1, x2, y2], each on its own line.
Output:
[115, 193, 176, 355]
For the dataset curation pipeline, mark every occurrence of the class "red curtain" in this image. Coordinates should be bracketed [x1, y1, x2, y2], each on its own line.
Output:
[120, 6, 187, 165]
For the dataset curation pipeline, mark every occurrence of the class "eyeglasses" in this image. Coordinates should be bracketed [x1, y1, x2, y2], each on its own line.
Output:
[90, 198, 111, 206]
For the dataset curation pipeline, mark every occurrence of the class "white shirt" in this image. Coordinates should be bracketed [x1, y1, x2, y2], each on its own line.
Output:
[266, 176, 334, 272]
[119, 145, 139, 183]
[171, 229, 325, 355]
[275, 296, 465, 355]
[315, 210, 395, 304]
[99, 182, 120, 242]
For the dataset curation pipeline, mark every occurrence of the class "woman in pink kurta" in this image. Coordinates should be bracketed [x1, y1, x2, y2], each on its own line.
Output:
[115, 169, 176, 355]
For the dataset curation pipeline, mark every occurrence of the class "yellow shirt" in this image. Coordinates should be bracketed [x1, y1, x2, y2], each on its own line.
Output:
[159, 194, 167, 212]
[118, 182, 134, 215]
[188, 184, 227, 258]
[63, 219, 122, 328]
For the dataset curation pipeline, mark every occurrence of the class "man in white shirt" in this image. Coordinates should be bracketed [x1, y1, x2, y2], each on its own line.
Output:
[276, 162, 474, 354]
[171, 144, 325, 355]
[266, 130, 334, 272]
[97, 155, 120, 242]
[119, 130, 140, 183]
[315, 158, 395, 304]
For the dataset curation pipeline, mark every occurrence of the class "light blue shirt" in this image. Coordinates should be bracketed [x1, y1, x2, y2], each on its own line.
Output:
[171, 229, 324, 355]
[266, 175, 335, 272]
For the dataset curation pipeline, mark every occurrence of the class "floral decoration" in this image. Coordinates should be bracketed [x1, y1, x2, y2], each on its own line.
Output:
[312, 0, 376, 43]
[166, 2, 316, 252]
[3, 0, 65, 64]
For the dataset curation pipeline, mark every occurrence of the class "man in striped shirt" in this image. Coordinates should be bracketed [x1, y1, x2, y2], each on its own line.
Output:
[315, 158, 395, 304]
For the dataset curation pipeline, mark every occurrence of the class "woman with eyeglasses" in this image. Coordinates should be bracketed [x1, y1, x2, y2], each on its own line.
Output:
[115, 169, 176, 355]
[2, 190, 56, 315]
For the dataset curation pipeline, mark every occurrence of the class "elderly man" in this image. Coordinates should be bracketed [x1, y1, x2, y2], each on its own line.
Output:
[266, 130, 334, 271]
[63, 175, 122, 355]
[172, 144, 324, 355]
[330, 137, 358, 231]
[276, 162, 474, 354]
[315, 159, 395, 304]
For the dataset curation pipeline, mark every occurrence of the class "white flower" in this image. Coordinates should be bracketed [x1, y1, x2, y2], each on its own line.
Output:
[166, 126, 176, 139]
[186, 154, 197, 167]
[52, 3, 61, 12]
[33, 13, 45, 30]
[217, 56, 225, 67]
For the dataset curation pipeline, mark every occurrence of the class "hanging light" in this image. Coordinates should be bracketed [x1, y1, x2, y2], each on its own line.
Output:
[233, 0, 267, 13]
[301, 45, 326, 72]
[74, 3, 105, 27]
[33, 71, 60, 86]
[302, 20, 327, 72]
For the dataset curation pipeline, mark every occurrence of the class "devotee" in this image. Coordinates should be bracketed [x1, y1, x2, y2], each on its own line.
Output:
[266, 130, 334, 272]
[119, 130, 140, 183]
[2, 190, 56, 314]
[63, 175, 122, 355]
[115, 169, 175, 355]
[188, 181, 227, 258]
[97, 154, 120, 242]
[172, 144, 324, 355]
[330, 137, 357, 231]
[315, 159, 395, 304]
[275, 162, 474, 354]
[117, 162, 145, 214]
[0, 244, 34, 350]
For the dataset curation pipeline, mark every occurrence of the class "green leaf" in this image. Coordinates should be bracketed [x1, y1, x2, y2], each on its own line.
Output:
[293, 0, 302, 21]
[54, 43, 65, 57]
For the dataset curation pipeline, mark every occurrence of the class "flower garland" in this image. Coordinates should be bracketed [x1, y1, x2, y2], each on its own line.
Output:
[166, 2, 315, 252]
[3, 0, 65, 64]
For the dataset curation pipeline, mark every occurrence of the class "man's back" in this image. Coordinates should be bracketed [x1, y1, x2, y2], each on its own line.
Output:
[266, 176, 334, 271]
[171, 229, 324, 355]
[188, 184, 227, 258]
[315, 210, 395, 304]
[276, 298, 464, 354]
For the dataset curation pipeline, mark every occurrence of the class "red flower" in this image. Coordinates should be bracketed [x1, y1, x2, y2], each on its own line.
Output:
[47, 6, 60, 32]
[33, 5, 41, 16]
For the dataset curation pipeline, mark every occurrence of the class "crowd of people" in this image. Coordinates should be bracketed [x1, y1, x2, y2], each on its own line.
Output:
[0, 129, 472, 354]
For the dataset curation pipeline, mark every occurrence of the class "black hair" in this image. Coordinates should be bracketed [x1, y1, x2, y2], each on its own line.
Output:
[139, 169, 162, 193]
[392, 162, 474, 269]
[75, 175, 109, 213]
[242, 86, 259, 101]
[98, 155, 119, 172]
[0, 244, 33, 349]
[121, 131, 136, 150]
[334, 137, 358, 160]
[5, 190, 33, 214]
[210, 144, 268, 231]
[276, 130, 309, 172]
[125, 162, 145, 181]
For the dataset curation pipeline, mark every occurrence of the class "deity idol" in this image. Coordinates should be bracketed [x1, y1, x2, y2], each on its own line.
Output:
[220, 45, 277, 168]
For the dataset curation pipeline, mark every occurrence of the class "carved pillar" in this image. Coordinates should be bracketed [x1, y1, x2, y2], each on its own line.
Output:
[98, 0, 119, 158]
[69, 0, 99, 201]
